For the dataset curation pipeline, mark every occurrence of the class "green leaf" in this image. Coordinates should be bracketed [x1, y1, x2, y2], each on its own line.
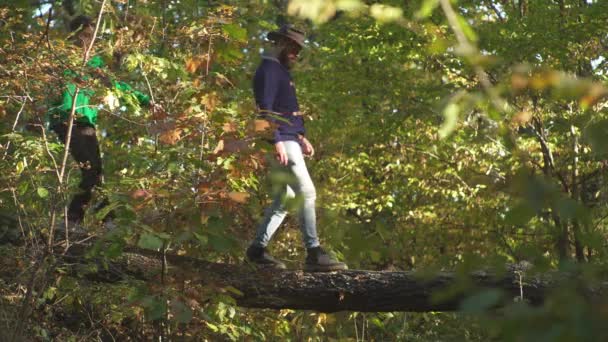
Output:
[415, 0, 439, 19]
[95, 202, 121, 220]
[43, 286, 57, 300]
[137, 233, 164, 250]
[208, 233, 232, 252]
[584, 118, 608, 157]
[222, 24, 247, 42]
[438, 103, 460, 139]
[142, 296, 166, 321]
[287, 0, 337, 24]
[104, 241, 125, 259]
[37, 187, 49, 198]
[336, 0, 365, 13]
[370, 4, 403, 23]
[216, 45, 244, 63]
[456, 14, 478, 43]
[505, 202, 536, 226]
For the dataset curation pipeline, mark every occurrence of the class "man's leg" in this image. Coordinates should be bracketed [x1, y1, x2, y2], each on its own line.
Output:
[61, 124, 103, 223]
[282, 141, 347, 271]
[251, 185, 295, 248]
[282, 141, 320, 249]
[247, 156, 300, 268]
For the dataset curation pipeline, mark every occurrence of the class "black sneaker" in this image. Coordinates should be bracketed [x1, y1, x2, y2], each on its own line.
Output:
[305, 246, 348, 272]
[246, 245, 287, 269]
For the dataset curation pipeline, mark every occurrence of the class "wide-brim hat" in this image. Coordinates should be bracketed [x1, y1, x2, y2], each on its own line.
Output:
[267, 25, 306, 47]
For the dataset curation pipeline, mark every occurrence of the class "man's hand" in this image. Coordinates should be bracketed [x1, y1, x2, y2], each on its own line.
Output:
[275, 141, 288, 166]
[300, 136, 315, 157]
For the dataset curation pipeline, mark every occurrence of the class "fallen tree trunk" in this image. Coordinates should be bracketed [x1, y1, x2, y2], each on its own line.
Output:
[78, 245, 607, 313]
[4, 227, 606, 313]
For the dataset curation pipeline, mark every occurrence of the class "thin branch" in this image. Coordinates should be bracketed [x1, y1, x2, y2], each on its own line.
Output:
[10, 188, 36, 250]
[1, 98, 27, 161]
[40, 124, 60, 178]
[83, 0, 108, 65]
[206, 35, 213, 76]
[142, 71, 156, 105]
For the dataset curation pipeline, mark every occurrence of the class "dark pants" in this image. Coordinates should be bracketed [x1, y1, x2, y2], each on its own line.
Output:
[52, 122, 110, 223]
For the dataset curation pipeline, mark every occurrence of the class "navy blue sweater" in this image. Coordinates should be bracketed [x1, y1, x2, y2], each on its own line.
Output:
[253, 56, 305, 143]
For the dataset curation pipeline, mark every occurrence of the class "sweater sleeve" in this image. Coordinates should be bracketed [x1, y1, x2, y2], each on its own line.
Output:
[254, 65, 278, 114]
[114, 81, 151, 106]
[253, 65, 285, 142]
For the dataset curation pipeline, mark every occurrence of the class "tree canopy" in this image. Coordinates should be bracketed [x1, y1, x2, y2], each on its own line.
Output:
[1, 0, 608, 340]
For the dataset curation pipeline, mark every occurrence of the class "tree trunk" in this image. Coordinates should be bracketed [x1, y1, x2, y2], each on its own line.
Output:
[67, 245, 608, 313]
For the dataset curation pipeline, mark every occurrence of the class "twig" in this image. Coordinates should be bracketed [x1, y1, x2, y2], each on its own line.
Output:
[104, 109, 149, 126]
[83, 0, 108, 65]
[57, 88, 80, 185]
[142, 71, 156, 105]
[206, 35, 213, 76]
[10, 188, 36, 250]
[40, 124, 60, 178]
[1, 98, 27, 161]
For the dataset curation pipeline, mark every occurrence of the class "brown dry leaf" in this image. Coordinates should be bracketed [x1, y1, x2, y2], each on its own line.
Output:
[185, 58, 201, 73]
[159, 128, 183, 145]
[511, 111, 532, 126]
[227, 192, 250, 204]
[247, 119, 272, 132]
[201, 92, 219, 112]
[248, 155, 264, 170]
[197, 181, 213, 193]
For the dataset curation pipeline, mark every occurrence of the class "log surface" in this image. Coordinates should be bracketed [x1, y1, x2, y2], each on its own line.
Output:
[103, 248, 602, 313]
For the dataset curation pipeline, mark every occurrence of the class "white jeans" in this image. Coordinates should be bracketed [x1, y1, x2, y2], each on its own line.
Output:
[252, 140, 320, 249]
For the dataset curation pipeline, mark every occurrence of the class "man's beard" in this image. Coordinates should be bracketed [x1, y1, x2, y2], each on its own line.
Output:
[278, 49, 294, 69]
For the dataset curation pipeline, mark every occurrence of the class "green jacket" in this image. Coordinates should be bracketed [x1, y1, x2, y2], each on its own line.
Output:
[47, 55, 150, 127]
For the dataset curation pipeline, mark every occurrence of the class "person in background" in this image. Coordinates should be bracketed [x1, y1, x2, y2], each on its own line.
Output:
[47, 15, 157, 232]
[245, 25, 348, 272]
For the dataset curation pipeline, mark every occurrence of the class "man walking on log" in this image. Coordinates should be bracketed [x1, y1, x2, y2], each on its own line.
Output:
[246, 25, 348, 272]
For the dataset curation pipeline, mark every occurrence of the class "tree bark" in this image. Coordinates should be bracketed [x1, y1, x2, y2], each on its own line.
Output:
[66, 245, 608, 313]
